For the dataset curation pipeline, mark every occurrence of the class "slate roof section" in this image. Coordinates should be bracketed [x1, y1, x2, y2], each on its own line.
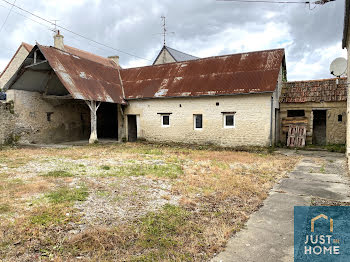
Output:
[280, 78, 347, 103]
[122, 48, 285, 99]
[165, 46, 199, 62]
[153, 45, 199, 65]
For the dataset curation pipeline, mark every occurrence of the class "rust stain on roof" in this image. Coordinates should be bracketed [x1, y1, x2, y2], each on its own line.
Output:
[64, 45, 120, 69]
[280, 78, 347, 103]
[38, 45, 126, 104]
[121, 49, 285, 99]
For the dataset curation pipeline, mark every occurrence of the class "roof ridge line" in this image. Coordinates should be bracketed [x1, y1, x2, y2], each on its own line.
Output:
[285, 77, 347, 83]
[124, 48, 285, 71]
[42, 44, 117, 69]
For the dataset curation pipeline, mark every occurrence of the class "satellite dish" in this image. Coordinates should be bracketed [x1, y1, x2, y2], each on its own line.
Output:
[330, 57, 347, 77]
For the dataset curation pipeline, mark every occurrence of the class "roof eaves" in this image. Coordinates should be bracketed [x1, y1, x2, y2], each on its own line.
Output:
[125, 91, 275, 101]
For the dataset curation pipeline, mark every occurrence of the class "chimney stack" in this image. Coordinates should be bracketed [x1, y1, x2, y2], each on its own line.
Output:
[54, 30, 64, 50]
[108, 56, 120, 67]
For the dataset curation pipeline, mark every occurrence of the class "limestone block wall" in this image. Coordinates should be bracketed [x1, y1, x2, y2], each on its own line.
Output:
[0, 46, 29, 90]
[6, 90, 90, 144]
[153, 49, 176, 65]
[280, 102, 346, 145]
[0, 102, 15, 144]
[347, 25, 350, 163]
[124, 93, 273, 147]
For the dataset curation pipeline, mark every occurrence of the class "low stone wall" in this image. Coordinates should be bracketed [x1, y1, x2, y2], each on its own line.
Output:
[0, 102, 15, 144]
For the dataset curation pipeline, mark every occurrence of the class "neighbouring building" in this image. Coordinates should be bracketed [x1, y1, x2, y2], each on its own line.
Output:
[280, 78, 347, 146]
[0, 42, 33, 90]
[0, 32, 286, 147]
[153, 45, 198, 65]
[342, 0, 350, 166]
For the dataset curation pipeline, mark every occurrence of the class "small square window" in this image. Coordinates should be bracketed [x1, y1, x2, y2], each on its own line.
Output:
[162, 115, 170, 127]
[194, 114, 203, 129]
[287, 110, 305, 117]
[47, 112, 53, 122]
[216, 102, 219, 106]
[338, 115, 343, 122]
[224, 114, 235, 128]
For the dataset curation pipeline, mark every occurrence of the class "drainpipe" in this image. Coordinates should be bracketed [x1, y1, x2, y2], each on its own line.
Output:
[270, 96, 274, 147]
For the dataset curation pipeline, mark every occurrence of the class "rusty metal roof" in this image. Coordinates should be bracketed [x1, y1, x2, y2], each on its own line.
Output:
[122, 48, 285, 99]
[280, 78, 347, 103]
[38, 45, 126, 104]
[64, 45, 120, 69]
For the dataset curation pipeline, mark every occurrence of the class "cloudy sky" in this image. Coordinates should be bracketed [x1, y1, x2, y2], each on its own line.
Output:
[0, 0, 346, 80]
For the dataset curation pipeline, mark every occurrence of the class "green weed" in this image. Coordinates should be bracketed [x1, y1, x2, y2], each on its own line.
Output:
[46, 186, 88, 204]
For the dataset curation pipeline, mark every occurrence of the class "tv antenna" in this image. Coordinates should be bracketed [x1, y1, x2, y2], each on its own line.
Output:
[160, 16, 174, 46]
[50, 19, 60, 34]
[330, 57, 347, 84]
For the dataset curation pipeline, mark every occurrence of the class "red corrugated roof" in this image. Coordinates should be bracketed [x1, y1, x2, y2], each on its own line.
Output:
[38, 45, 126, 104]
[280, 78, 347, 103]
[121, 48, 285, 99]
[64, 45, 120, 69]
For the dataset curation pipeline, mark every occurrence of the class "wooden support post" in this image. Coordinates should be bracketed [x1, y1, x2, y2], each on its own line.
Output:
[85, 100, 101, 144]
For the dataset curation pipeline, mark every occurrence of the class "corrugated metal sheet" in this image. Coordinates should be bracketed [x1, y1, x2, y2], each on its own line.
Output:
[280, 78, 347, 103]
[122, 48, 285, 99]
[38, 45, 126, 104]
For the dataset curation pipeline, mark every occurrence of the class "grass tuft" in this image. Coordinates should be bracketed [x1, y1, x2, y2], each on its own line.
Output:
[46, 186, 88, 204]
[113, 164, 183, 179]
[42, 170, 74, 178]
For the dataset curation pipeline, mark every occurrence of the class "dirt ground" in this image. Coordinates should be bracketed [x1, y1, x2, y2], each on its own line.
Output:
[0, 142, 298, 261]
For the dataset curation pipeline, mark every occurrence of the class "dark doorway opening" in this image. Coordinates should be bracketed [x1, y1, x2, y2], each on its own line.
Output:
[313, 110, 326, 146]
[97, 102, 118, 139]
[128, 115, 137, 142]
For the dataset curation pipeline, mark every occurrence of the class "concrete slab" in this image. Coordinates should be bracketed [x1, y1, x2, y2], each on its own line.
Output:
[212, 150, 350, 262]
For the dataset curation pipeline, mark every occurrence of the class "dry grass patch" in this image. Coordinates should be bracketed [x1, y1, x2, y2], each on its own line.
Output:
[0, 142, 298, 261]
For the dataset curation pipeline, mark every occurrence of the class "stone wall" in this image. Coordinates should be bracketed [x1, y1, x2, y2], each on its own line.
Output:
[124, 93, 274, 147]
[0, 46, 29, 90]
[0, 102, 15, 144]
[280, 101, 347, 145]
[6, 90, 90, 144]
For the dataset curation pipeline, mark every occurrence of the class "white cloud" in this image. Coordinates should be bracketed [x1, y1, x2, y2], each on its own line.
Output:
[0, 0, 346, 80]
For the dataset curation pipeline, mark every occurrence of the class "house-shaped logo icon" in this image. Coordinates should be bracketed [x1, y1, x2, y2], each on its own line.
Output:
[311, 214, 333, 233]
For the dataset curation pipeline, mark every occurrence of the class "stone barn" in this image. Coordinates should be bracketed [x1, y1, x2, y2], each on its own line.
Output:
[2, 32, 287, 147]
[279, 78, 347, 146]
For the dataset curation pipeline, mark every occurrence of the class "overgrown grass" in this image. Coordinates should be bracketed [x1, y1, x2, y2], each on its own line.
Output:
[65, 204, 198, 261]
[45, 186, 88, 204]
[0, 142, 298, 261]
[109, 164, 183, 179]
[0, 204, 10, 214]
[42, 170, 74, 178]
[30, 207, 66, 226]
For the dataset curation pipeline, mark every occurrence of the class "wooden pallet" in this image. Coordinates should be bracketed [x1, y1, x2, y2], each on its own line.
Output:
[287, 125, 306, 148]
